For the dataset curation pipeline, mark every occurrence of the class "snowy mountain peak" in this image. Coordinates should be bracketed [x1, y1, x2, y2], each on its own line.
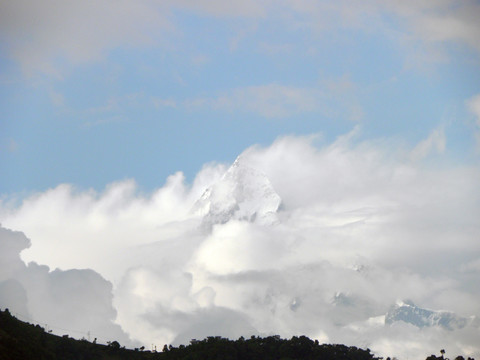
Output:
[385, 301, 468, 330]
[192, 156, 282, 227]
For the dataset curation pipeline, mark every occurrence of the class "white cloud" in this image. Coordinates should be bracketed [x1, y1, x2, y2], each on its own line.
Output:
[0, 167, 226, 281]
[175, 0, 270, 18]
[410, 126, 446, 161]
[0, 0, 173, 75]
[278, 0, 480, 69]
[2, 0, 479, 77]
[1, 131, 479, 358]
[152, 97, 177, 109]
[460, 258, 480, 273]
[212, 84, 321, 118]
[185, 84, 321, 118]
[187, 0, 480, 59]
[185, 77, 363, 119]
[0, 0, 272, 76]
[466, 93, 480, 151]
[386, 0, 480, 53]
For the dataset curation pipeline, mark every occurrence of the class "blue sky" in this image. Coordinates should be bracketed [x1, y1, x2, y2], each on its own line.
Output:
[1, 2, 480, 357]
[1, 1, 479, 195]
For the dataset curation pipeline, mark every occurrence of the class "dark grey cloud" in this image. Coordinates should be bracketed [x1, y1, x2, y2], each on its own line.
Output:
[0, 224, 131, 345]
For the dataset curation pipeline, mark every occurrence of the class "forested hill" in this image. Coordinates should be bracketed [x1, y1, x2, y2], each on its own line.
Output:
[0, 308, 473, 360]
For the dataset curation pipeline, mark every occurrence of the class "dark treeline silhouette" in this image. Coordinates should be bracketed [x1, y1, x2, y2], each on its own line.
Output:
[0, 309, 475, 360]
[425, 349, 475, 360]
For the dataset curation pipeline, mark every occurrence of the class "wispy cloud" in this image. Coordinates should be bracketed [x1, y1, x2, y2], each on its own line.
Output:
[152, 97, 177, 109]
[209, 84, 321, 118]
[1, 138, 19, 153]
[466, 93, 480, 152]
[48, 89, 65, 107]
[386, 1, 480, 53]
[184, 78, 363, 120]
[410, 126, 446, 161]
[2, 1, 479, 77]
[0, 0, 173, 75]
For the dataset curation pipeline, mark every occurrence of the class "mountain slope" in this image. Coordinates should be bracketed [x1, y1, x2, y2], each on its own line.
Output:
[385, 301, 470, 330]
[192, 157, 282, 228]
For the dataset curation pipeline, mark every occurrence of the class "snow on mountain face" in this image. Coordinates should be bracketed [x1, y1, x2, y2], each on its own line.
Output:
[192, 157, 282, 227]
[385, 300, 469, 330]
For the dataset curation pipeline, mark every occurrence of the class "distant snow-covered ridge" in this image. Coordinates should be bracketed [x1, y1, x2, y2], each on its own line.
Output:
[385, 300, 475, 330]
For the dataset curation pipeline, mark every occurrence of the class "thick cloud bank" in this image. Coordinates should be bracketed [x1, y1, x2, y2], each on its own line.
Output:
[0, 226, 130, 345]
[1, 132, 479, 359]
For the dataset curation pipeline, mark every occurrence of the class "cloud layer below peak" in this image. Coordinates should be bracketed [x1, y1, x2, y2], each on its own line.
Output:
[1, 131, 479, 359]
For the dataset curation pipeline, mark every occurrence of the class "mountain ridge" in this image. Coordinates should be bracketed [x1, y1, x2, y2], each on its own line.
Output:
[385, 301, 472, 330]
